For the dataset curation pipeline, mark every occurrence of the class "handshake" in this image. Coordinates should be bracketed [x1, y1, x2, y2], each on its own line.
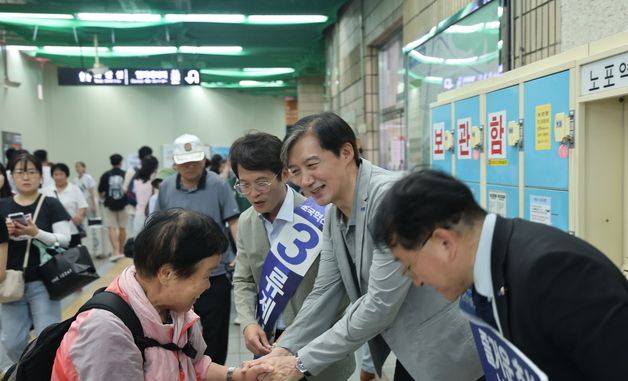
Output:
[240, 347, 305, 381]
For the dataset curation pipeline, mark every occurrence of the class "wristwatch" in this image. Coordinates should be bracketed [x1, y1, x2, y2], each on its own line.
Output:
[226, 366, 235, 381]
[295, 355, 311, 378]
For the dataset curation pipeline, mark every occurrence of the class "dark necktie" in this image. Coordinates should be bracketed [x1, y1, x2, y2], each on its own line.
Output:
[472, 287, 498, 329]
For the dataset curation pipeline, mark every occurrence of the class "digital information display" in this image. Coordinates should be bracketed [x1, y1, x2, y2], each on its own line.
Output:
[58, 68, 201, 86]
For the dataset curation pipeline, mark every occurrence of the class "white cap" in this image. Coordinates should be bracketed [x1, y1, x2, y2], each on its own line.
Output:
[173, 134, 205, 164]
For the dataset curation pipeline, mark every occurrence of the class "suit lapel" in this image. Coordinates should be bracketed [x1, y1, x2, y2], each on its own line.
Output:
[354, 161, 372, 291]
[491, 216, 514, 340]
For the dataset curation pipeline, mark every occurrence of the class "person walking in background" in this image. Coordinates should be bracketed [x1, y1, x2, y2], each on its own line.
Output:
[123, 145, 153, 237]
[0, 164, 12, 198]
[98, 154, 128, 262]
[372, 169, 628, 381]
[155, 134, 240, 365]
[44, 163, 88, 247]
[32, 149, 53, 189]
[73, 161, 98, 218]
[0, 153, 71, 360]
[131, 155, 158, 233]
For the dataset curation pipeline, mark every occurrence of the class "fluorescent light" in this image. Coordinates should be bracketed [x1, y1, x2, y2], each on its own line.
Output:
[242, 68, 294, 74]
[164, 14, 245, 23]
[0, 12, 73, 20]
[201, 67, 294, 77]
[239, 80, 285, 87]
[247, 15, 327, 24]
[6, 45, 38, 51]
[77, 13, 161, 22]
[112, 46, 177, 55]
[179, 46, 242, 54]
[42, 46, 110, 54]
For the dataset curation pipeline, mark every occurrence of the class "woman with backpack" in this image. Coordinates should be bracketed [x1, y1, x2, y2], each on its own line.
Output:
[0, 153, 71, 361]
[52, 209, 272, 380]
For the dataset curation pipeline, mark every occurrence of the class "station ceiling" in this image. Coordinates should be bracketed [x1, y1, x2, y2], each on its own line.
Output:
[0, 0, 348, 94]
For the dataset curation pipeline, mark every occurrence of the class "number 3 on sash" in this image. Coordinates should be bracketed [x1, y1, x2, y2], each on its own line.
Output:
[276, 223, 319, 265]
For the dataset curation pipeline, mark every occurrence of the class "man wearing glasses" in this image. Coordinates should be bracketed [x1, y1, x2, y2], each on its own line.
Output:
[155, 133, 240, 365]
[230, 132, 355, 380]
[247, 113, 481, 381]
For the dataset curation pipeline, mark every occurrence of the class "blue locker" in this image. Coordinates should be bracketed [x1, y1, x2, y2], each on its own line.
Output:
[465, 181, 482, 205]
[486, 85, 519, 187]
[486, 184, 518, 218]
[524, 188, 569, 232]
[431, 104, 453, 174]
[523, 71, 570, 189]
[454, 96, 481, 183]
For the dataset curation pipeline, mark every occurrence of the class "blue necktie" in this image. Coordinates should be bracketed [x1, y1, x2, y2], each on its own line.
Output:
[472, 287, 498, 329]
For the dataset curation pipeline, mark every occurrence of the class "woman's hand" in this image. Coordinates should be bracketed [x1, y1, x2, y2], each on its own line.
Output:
[5, 218, 16, 236]
[10, 215, 39, 237]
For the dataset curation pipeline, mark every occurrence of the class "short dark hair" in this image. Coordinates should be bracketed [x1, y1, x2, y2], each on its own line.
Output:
[33, 149, 48, 162]
[136, 155, 158, 182]
[230, 132, 283, 178]
[281, 112, 360, 167]
[209, 154, 224, 175]
[50, 162, 70, 177]
[138, 146, 153, 160]
[110, 154, 123, 166]
[133, 209, 229, 279]
[372, 169, 486, 250]
[9, 153, 42, 176]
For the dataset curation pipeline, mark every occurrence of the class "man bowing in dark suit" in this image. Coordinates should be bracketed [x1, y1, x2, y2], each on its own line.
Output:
[373, 169, 628, 381]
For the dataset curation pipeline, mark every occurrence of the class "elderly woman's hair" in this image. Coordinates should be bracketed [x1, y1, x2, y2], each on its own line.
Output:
[133, 209, 229, 279]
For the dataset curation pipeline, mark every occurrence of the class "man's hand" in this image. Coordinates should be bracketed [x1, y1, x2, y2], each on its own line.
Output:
[244, 356, 302, 381]
[243, 324, 272, 355]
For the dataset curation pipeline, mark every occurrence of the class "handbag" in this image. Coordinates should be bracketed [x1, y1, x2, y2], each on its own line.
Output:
[0, 194, 46, 303]
[36, 241, 100, 300]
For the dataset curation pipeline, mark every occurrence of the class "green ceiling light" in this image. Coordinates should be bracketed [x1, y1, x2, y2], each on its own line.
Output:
[200, 67, 294, 77]
[179, 46, 243, 54]
[112, 46, 177, 55]
[0, 12, 74, 20]
[239, 80, 286, 87]
[246, 15, 327, 25]
[164, 14, 245, 23]
[6, 45, 38, 51]
[76, 13, 161, 22]
[42, 46, 110, 55]
[201, 82, 241, 89]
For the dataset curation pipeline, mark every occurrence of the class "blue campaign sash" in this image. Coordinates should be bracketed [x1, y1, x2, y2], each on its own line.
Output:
[459, 290, 548, 381]
[256, 197, 326, 333]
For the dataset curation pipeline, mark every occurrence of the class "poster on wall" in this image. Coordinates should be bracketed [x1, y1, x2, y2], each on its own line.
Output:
[530, 195, 551, 225]
[488, 191, 507, 217]
[2, 131, 22, 164]
[535, 104, 552, 151]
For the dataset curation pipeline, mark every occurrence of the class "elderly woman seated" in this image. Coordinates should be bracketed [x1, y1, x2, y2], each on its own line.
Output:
[52, 209, 271, 380]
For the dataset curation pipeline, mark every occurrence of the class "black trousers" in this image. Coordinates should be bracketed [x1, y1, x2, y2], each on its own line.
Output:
[393, 360, 486, 381]
[193, 274, 231, 365]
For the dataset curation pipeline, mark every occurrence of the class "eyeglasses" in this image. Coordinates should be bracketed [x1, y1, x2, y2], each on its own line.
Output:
[13, 169, 39, 178]
[400, 230, 434, 277]
[234, 174, 278, 195]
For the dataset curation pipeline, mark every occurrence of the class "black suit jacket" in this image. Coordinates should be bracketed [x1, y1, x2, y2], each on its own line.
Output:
[489, 216, 628, 380]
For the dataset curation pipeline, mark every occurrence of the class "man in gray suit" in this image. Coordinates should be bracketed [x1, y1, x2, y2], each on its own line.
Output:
[248, 113, 482, 381]
[230, 132, 355, 380]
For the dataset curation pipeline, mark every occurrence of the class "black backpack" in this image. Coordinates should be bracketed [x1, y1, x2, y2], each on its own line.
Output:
[3, 289, 198, 381]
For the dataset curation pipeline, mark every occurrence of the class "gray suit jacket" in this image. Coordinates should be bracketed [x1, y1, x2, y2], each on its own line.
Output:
[233, 189, 355, 380]
[278, 160, 482, 379]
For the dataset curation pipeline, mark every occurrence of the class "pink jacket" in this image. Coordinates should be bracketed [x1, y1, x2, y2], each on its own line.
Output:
[52, 266, 212, 380]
